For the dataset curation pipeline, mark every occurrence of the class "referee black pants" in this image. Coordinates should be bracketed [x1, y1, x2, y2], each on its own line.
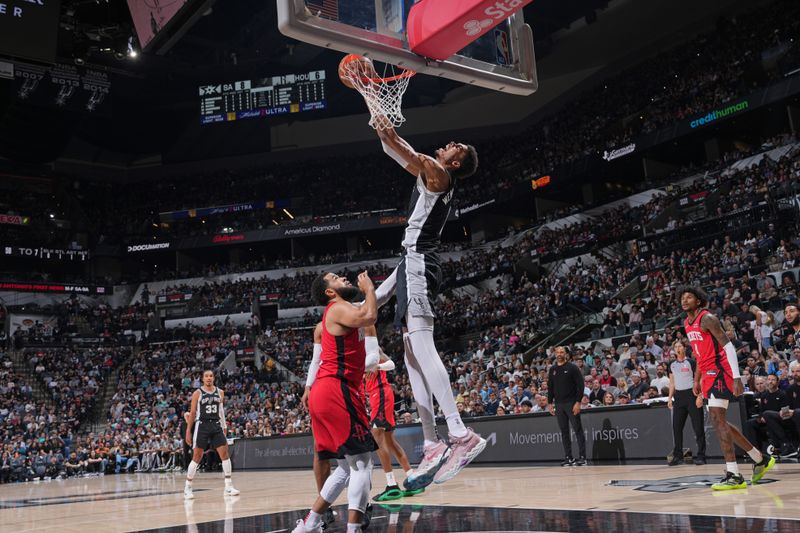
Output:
[671, 389, 706, 457]
[555, 403, 586, 459]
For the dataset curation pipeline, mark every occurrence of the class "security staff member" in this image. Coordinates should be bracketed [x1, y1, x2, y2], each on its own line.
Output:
[668, 341, 706, 465]
[548, 346, 587, 466]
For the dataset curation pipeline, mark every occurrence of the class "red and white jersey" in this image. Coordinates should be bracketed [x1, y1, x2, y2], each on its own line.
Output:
[684, 309, 728, 374]
[317, 301, 366, 387]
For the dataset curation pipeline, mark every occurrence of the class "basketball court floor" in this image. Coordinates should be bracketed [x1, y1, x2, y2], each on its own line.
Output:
[2, 463, 798, 532]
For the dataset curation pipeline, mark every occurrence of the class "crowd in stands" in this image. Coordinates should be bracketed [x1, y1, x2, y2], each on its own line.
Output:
[48, 0, 797, 252]
[0, 186, 81, 248]
[1, 343, 129, 483]
[0, 0, 794, 283]
[4, 0, 800, 480]
[10, 295, 151, 350]
[3, 219, 799, 483]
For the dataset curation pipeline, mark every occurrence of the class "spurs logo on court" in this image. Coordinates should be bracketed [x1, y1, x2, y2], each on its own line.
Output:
[608, 475, 774, 493]
[463, 19, 493, 36]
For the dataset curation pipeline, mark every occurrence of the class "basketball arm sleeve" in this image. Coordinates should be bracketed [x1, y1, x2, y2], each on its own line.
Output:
[375, 268, 397, 308]
[305, 343, 323, 388]
[353, 268, 395, 309]
[378, 358, 396, 372]
[365, 336, 380, 370]
[382, 140, 409, 169]
[723, 343, 741, 378]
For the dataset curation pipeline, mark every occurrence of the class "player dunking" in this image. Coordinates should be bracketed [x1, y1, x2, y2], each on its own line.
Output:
[293, 271, 380, 533]
[681, 286, 776, 490]
[184, 369, 239, 498]
[367, 112, 484, 489]
[366, 349, 422, 501]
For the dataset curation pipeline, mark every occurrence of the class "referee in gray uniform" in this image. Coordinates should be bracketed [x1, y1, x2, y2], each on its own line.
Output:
[668, 340, 706, 465]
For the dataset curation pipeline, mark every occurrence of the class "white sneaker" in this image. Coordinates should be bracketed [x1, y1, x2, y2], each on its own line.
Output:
[291, 518, 323, 533]
[184, 487, 194, 500]
[434, 428, 487, 484]
[404, 440, 450, 491]
[223, 485, 240, 496]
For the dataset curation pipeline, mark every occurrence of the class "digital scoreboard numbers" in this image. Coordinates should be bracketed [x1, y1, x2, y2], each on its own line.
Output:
[200, 70, 326, 124]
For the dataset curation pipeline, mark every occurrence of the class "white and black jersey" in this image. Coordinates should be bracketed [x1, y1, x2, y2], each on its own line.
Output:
[394, 174, 456, 326]
[192, 387, 227, 450]
[401, 175, 455, 254]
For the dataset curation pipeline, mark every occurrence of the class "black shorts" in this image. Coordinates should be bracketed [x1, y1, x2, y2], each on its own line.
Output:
[193, 421, 227, 450]
[394, 251, 442, 327]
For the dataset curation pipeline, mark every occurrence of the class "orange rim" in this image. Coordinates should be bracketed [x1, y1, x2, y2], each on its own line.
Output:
[362, 69, 416, 84]
[341, 54, 416, 84]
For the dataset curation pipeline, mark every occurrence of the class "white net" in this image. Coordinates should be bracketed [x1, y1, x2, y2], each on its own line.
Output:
[340, 58, 415, 130]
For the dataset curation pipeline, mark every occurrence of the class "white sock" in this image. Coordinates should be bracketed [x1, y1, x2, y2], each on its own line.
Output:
[346, 523, 361, 533]
[405, 469, 414, 478]
[747, 447, 763, 463]
[445, 413, 468, 438]
[385, 472, 396, 486]
[423, 439, 438, 449]
[407, 327, 467, 438]
[410, 511, 420, 522]
[222, 459, 232, 485]
[306, 510, 322, 528]
[726, 462, 740, 475]
[404, 335, 438, 443]
[389, 513, 399, 525]
[186, 461, 198, 484]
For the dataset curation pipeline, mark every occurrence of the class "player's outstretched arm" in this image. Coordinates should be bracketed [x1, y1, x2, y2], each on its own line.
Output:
[373, 118, 424, 176]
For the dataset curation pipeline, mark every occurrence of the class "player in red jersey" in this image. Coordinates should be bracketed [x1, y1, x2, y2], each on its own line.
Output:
[681, 286, 775, 490]
[365, 349, 422, 502]
[293, 271, 379, 533]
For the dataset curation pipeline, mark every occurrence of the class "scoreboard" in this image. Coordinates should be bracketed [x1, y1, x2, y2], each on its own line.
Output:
[199, 70, 326, 124]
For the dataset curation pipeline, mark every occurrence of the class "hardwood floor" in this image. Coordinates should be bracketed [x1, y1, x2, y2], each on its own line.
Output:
[1, 463, 798, 532]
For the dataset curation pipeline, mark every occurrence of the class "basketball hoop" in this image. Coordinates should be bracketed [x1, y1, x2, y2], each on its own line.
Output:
[339, 55, 415, 130]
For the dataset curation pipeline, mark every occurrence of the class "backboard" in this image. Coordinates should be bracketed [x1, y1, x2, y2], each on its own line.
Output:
[277, 0, 538, 96]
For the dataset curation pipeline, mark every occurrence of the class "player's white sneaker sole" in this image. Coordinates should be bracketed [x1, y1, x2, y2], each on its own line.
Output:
[434, 430, 487, 484]
[224, 486, 240, 496]
[292, 518, 323, 533]
[404, 440, 450, 491]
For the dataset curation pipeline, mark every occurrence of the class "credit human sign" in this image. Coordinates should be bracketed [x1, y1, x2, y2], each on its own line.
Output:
[689, 100, 749, 129]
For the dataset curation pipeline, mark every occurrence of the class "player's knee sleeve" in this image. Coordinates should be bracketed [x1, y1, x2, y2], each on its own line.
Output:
[320, 460, 350, 504]
[345, 453, 373, 513]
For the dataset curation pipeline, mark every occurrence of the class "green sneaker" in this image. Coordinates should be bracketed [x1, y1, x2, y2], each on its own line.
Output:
[373, 485, 404, 502]
[402, 487, 425, 497]
[376, 503, 404, 513]
[752, 454, 775, 484]
[711, 471, 746, 491]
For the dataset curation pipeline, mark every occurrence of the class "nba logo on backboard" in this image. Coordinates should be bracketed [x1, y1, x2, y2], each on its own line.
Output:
[495, 29, 510, 66]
